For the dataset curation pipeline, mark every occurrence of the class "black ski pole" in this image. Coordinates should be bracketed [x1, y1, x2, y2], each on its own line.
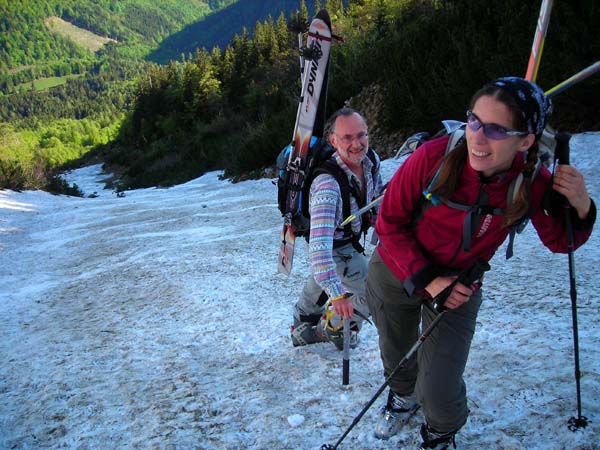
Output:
[554, 133, 589, 431]
[320, 260, 490, 450]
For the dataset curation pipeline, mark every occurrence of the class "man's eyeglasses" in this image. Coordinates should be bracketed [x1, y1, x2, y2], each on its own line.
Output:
[466, 110, 528, 140]
[336, 131, 368, 145]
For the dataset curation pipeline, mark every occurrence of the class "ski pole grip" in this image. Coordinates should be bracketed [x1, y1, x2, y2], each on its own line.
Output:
[555, 133, 571, 166]
[555, 133, 572, 210]
[431, 259, 491, 312]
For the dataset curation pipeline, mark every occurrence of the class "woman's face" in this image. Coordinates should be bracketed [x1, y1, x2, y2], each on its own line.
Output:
[466, 95, 535, 177]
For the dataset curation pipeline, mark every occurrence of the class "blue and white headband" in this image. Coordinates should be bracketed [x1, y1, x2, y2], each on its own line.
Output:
[490, 77, 553, 136]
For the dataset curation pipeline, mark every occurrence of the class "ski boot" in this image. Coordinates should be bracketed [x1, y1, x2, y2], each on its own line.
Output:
[374, 390, 420, 440]
[418, 422, 457, 449]
[291, 316, 328, 347]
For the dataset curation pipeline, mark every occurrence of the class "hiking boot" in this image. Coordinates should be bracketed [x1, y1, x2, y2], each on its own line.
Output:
[418, 422, 457, 450]
[315, 317, 359, 351]
[374, 390, 419, 440]
[291, 317, 328, 347]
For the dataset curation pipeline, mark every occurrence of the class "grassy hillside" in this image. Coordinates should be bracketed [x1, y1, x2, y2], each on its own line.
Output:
[44, 16, 118, 52]
[33, 74, 84, 91]
[0, 0, 327, 191]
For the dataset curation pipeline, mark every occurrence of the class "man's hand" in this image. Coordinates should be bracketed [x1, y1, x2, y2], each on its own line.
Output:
[332, 295, 354, 319]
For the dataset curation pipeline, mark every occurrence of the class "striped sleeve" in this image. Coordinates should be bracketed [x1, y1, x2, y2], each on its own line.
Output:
[308, 173, 345, 299]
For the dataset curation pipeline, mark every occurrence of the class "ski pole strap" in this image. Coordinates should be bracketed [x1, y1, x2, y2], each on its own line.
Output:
[324, 303, 343, 332]
[330, 293, 350, 303]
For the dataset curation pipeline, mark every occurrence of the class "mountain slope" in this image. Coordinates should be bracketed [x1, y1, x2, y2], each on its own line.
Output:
[0, 0, 234, 84]
[0, 132, 598, 449]
[148, 0, 322, 62]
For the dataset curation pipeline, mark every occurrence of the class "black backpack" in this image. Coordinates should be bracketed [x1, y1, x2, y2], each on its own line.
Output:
[277, 137, 378, 246]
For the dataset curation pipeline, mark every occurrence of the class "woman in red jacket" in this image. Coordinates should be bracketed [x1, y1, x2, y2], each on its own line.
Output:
[366, 77, 595, 449]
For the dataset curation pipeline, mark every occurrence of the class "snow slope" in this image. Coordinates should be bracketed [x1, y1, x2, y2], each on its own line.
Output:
[1, 132, 599, 450]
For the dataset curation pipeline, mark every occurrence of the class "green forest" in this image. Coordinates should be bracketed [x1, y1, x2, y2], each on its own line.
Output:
[1, 0, 599, 192]
[0, 0, 236, 190]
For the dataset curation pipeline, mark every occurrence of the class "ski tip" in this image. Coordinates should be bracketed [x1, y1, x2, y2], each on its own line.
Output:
[315, 9, 331, 27]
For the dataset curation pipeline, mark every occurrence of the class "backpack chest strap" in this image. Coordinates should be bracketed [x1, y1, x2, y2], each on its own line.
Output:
[443, 194, 504, 253]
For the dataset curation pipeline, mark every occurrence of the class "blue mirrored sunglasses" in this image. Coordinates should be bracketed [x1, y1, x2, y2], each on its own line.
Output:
[466, 110, 528, 140]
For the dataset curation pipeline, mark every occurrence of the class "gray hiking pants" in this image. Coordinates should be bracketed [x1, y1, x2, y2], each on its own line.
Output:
[366, 248, 483, 433]
[293, 243, 370, 330]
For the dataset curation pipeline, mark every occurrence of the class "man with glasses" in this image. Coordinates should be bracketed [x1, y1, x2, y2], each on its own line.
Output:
[291, 108, 383, 350]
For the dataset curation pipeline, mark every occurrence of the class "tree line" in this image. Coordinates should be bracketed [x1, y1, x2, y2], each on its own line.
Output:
[0, 56, 145, 190]
[1, 0, 598, 192]
[0, 59, 146, 124]
[104, 11, 300, 188]
[99, 0, 599, 190]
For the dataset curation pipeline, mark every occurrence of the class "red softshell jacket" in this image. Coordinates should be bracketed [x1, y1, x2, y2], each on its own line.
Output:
[376, 135, 595, 295]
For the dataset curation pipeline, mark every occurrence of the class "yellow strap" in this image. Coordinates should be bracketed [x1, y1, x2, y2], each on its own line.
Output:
[324, 305, 343, 332]
[329, 293, 348, 303]
[324, 293, 350, 332]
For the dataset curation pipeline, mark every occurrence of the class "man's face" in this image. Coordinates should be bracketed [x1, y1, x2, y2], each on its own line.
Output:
[329, 113, 368, 167]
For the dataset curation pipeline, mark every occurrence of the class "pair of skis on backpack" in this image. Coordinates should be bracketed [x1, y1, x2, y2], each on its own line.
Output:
[278, 10, 333, 276]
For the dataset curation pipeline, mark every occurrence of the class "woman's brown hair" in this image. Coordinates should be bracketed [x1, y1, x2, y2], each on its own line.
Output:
[427, 84, 539, 227]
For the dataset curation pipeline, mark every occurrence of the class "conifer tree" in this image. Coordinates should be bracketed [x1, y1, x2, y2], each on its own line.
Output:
[300, 0, 309, 21]
[325, 0, 344, 15]
[275, 13, 290, 55]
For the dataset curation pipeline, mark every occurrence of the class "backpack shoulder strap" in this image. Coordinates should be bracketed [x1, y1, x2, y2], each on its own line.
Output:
[422, 129, 464, 206]
[299, 139, 334, 217]
[445, 128, 465, 154]
[504, 156, 544, 259]
[367, 147, 378, 168]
